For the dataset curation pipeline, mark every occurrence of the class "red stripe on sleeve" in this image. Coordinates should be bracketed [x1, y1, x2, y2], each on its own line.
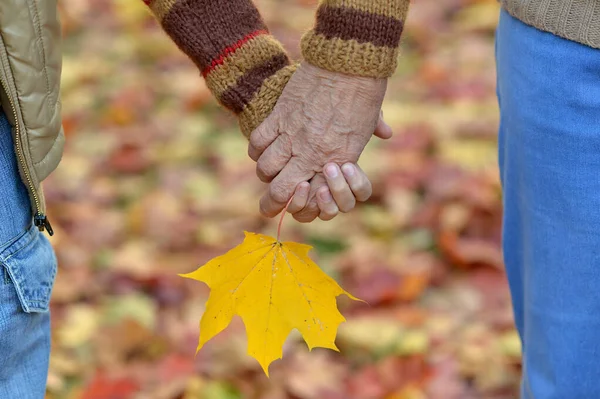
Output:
[202, 30, 269, 78]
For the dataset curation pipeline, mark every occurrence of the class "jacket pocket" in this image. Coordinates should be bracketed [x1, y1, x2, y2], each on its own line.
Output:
[0, 224, 57, 313]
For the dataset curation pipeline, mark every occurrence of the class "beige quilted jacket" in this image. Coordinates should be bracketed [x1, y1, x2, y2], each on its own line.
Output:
[0, 0, 63, 235]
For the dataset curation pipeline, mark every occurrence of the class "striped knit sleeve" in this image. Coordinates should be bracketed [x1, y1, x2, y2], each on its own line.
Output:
[301, 0, 410, 78]
[143, 0, 297, 137]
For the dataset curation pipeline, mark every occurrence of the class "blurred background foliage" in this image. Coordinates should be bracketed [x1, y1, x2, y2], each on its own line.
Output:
[46, 0, 518, 398]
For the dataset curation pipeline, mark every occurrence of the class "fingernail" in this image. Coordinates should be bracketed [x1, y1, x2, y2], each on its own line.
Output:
[319, 189, 333, 203]
[325, 164, 338, 179]
[342, 164, 355, 177]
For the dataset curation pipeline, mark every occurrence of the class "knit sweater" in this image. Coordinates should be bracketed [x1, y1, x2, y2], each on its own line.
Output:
[502, 0, 600, 50]
[145, 0, 600, 138]
[144, 0, 409, 137]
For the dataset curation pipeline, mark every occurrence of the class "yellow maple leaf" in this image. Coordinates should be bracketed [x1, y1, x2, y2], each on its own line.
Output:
[180, 231, 359, 376]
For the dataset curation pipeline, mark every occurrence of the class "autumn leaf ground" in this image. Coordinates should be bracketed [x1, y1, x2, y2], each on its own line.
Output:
[46, 0, 519, 398]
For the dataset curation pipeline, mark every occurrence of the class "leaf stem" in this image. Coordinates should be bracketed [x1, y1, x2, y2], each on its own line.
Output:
[277, 196, 295, 242]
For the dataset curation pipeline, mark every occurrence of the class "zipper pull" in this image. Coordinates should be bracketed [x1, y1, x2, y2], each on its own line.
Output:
[34, 214, 54, 236]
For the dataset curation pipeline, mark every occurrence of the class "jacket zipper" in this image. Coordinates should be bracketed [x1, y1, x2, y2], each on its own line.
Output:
[0, 76, 53, 236]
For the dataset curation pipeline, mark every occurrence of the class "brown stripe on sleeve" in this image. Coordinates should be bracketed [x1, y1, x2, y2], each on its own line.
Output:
[238, 64, 297, 138]
[314, 5, 404, 48]
[159, 0, 269, 70]
[219, 53, 290, 113]
[318, 0, 409, 19]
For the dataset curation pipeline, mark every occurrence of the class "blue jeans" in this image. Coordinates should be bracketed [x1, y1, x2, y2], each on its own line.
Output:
[497, 9, 600, 399]
[0, 109, 56, 398]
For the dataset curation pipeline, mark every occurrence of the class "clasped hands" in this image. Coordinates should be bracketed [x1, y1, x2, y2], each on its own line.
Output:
[248, 63, 391, 222]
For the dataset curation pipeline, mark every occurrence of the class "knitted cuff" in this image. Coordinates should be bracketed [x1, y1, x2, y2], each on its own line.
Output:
[301, 0, 410, 79]
[144, 0, 295, 137]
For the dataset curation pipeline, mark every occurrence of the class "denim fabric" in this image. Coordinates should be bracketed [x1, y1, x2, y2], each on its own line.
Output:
[0, 109, 56, 398]
[0, 110, 31, 242]
[497, 9, 600, 399]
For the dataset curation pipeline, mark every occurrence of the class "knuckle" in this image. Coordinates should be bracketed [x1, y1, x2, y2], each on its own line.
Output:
[256, 170, 270, 183]
[259, 202, 270, 217]
[249, 130, 262, 148]
[287, 205, 300, 215]
[269, 184, 289, 204]
[259, 196, 279, 218]
[294, 201, 318, 222]
[288, 200, 304, 214]
[286, 207, 297, 216]
[250, 125, 272, 149]
[261, 205, 277, 218]
[256, 161, 274, 183]
[259, 174, 273, 183]
[248, 145, 261, 162]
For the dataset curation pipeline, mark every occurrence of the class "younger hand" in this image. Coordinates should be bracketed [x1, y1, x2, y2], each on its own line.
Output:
[284, 113, 391, 222]
[287, 163, 372, 222]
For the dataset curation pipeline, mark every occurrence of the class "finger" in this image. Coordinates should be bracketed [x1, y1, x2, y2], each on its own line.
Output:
[341, 163, 372, 202]
[287, 182, 310, 214]
[293, 174, 324, 223]
[316, 187, 339, 221]
[256, 135, 292, 183]
[323, 163, 356, 213]
[293, 198, 319, 223]
[260, 158, 314, 218]
[373, 110, 393, 140]
[248, 115, 279, 162]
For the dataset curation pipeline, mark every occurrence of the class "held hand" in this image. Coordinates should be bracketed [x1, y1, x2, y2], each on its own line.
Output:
[259, 113, 391, 222]
[287, 163, 373, 223]
[288, 113, 393, 222]
[248, 63, 387, 218]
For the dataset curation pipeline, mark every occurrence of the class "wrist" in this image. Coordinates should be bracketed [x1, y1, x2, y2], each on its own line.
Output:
[295, 63, 388, 110]
[298, 62, 388, 86]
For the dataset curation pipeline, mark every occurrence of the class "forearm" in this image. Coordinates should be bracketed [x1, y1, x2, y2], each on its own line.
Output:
[302, 0, 410, 78]
[144, 0, 296, 137]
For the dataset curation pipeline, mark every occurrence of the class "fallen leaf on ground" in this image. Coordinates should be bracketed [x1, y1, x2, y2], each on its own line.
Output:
[181, 231, 359, 375]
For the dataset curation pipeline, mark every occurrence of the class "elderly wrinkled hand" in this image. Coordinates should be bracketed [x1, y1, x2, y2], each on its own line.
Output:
[248, 63, 389, 221]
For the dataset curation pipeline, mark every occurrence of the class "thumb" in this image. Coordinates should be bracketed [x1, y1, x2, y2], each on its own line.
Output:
[373, 110, 393, 140]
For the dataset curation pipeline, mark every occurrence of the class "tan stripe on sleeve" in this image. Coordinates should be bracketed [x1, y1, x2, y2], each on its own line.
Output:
[301, 32, 399, 78]
[147, 0, 178, 21]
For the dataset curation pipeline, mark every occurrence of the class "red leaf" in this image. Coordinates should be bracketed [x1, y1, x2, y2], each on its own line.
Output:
[81, 372, 140, 399]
